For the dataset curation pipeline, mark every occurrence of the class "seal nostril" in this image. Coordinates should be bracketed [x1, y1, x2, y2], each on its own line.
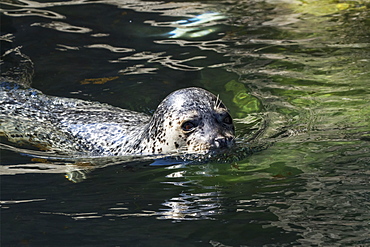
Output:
[214, 136, 235, 149]
[227, 136, 234, 143]
[214, 137, 228, 148]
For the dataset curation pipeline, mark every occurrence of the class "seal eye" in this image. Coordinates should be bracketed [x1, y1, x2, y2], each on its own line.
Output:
[223, 114, 233, 125]
[181, 121, 196, 132]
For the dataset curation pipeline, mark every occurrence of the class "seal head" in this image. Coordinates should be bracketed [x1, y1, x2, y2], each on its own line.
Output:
[126, 87, 235, 155]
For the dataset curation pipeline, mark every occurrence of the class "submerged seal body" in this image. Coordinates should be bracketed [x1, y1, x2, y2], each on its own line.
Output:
[0, 83, 235, 156]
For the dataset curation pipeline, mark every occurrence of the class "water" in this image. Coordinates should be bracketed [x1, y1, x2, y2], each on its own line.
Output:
[1, 0, 370, 246]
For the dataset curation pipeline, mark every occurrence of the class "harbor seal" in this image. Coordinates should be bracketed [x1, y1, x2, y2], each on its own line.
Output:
[0, 83, 235, 157]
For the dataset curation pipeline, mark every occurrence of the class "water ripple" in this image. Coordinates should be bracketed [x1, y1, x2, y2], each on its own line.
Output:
[85, 44, 135, 53]
[155, 39, 228, 53]
[157, 191, 222, 221]
[118, 65, 158, 75]
[3, 8, 65, 19]
[31, 21, 92, 33]
[114, 51, 206, 71]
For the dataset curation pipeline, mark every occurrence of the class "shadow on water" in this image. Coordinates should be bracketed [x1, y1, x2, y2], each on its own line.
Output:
[1, 0, 370, 246]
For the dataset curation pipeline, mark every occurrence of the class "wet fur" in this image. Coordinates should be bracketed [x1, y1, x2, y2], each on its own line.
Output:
[0, 83, 235, 156]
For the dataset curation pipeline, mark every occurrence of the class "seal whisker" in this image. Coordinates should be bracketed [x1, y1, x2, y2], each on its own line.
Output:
[215, 94, 222, 110]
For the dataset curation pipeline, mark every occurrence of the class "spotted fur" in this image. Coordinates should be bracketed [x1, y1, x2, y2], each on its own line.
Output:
[0, 83, 235, 156]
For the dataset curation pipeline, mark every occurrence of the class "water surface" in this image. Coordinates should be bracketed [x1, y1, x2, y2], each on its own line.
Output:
[1, 0, 370, 246]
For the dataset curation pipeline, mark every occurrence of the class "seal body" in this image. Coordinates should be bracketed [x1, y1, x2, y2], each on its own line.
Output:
[0, 83, 235, 156]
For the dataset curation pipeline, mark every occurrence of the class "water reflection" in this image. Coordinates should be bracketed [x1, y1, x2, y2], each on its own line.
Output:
[31, 165, 226, 222]
[85, 44, 135, 53]
[31, 21, 93, 33]
[158, 191, 222, 221]
[168, 12, 226, 38]
[268, 161, 370, 245]
[3, 8, 65, 19]
[114, 51, 206, 71]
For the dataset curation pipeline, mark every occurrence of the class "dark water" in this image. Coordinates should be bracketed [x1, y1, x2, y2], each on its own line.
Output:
[1, 0, 370, 246]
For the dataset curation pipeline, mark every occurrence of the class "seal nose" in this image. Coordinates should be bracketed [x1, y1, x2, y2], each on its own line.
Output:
[214, 136, 234, 148]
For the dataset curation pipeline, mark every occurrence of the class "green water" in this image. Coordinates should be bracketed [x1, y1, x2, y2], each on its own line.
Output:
[1, 0, 369, 246]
